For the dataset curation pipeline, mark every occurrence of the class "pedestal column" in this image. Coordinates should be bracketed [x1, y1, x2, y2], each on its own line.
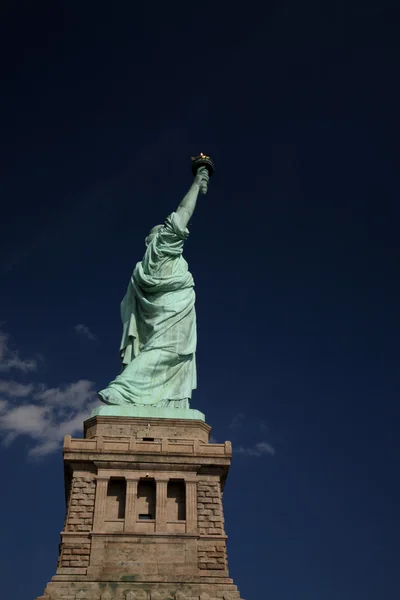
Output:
[185, 480, 198, 534]
[156, 480, 168, 532]
[92, 477, 109, 532]
[124, 478, 138, 532]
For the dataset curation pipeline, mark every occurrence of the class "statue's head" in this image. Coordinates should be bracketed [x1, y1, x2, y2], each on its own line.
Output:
[145, 224, 164, 247]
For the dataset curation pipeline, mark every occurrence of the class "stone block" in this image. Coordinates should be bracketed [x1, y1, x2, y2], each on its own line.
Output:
[207, 528, 223, 535]
[69, 505, 86, 512]
[125, 592, 148, 600]
[56, 567, 87, 575]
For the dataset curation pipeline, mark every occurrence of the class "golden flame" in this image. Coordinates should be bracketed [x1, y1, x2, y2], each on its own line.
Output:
[191, 152, 211, 161]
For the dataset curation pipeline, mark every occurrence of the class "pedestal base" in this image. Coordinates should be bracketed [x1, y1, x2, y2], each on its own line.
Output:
[38, 579, 243, 600]
[91, 404, 205, 422]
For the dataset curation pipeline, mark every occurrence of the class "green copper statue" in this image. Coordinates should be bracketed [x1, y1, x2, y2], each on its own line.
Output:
[98, 157, 213, 409]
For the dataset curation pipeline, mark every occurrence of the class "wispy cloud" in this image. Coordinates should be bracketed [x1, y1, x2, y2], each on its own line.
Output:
[0, 330, 98, 457]
[74, 324, 96, 341]
[228, 412, 244, 433]
[0, 332, 37, 373]
[35, 380, 95, 408]
[234, 441, 276, 457]
[0, 332, 7, 361]
[0, 380, 34, 397]
[228, 412, 275, 457]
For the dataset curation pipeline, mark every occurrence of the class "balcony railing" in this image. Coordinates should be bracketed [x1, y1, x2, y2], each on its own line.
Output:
[64, 435, 232, 457]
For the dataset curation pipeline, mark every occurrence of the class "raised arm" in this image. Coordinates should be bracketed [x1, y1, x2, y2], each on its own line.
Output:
[175, 167, 209, 230]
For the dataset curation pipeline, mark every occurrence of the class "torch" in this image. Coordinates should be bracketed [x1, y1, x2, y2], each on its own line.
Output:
[191, 153, 215, 195]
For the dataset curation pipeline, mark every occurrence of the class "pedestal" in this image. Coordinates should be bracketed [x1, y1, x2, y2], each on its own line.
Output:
[35, 414, 244, 600]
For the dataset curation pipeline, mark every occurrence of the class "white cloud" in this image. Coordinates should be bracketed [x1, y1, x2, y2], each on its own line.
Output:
[0, 332, 37, 373]
[27, 402, 97, 457]
[0, 404, 50, 437]
[0, 331, 99, 457]
[0, 380, 98, 457]
[74, 324, 96, 341]
[234, 441, 276, 457]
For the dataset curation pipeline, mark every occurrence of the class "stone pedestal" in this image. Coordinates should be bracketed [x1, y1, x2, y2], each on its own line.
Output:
[35, 415, 244, 600]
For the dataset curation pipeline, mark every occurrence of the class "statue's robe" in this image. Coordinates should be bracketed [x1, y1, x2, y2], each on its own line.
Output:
[98, 212, 196, 407]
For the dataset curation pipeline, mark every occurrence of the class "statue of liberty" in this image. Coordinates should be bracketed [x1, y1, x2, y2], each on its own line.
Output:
[98, 157, 212, 409]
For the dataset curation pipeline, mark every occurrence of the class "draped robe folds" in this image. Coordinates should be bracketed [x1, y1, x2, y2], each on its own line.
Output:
[98, 212, 197, 408]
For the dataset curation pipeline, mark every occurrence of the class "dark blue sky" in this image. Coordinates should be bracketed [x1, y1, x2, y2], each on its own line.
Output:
[1, 2, 399, 599]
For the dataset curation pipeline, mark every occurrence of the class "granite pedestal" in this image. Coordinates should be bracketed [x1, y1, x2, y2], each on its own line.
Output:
[35, 412, 244, 600]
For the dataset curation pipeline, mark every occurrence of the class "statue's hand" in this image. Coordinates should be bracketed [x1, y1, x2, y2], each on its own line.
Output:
[194, 166, 210, 195]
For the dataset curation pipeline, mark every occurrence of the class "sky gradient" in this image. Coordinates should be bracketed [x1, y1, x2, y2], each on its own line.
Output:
[0, 2, 399, 599]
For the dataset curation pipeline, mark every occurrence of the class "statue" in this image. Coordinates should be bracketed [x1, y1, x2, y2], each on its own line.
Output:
[98, 155, 214, 409]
